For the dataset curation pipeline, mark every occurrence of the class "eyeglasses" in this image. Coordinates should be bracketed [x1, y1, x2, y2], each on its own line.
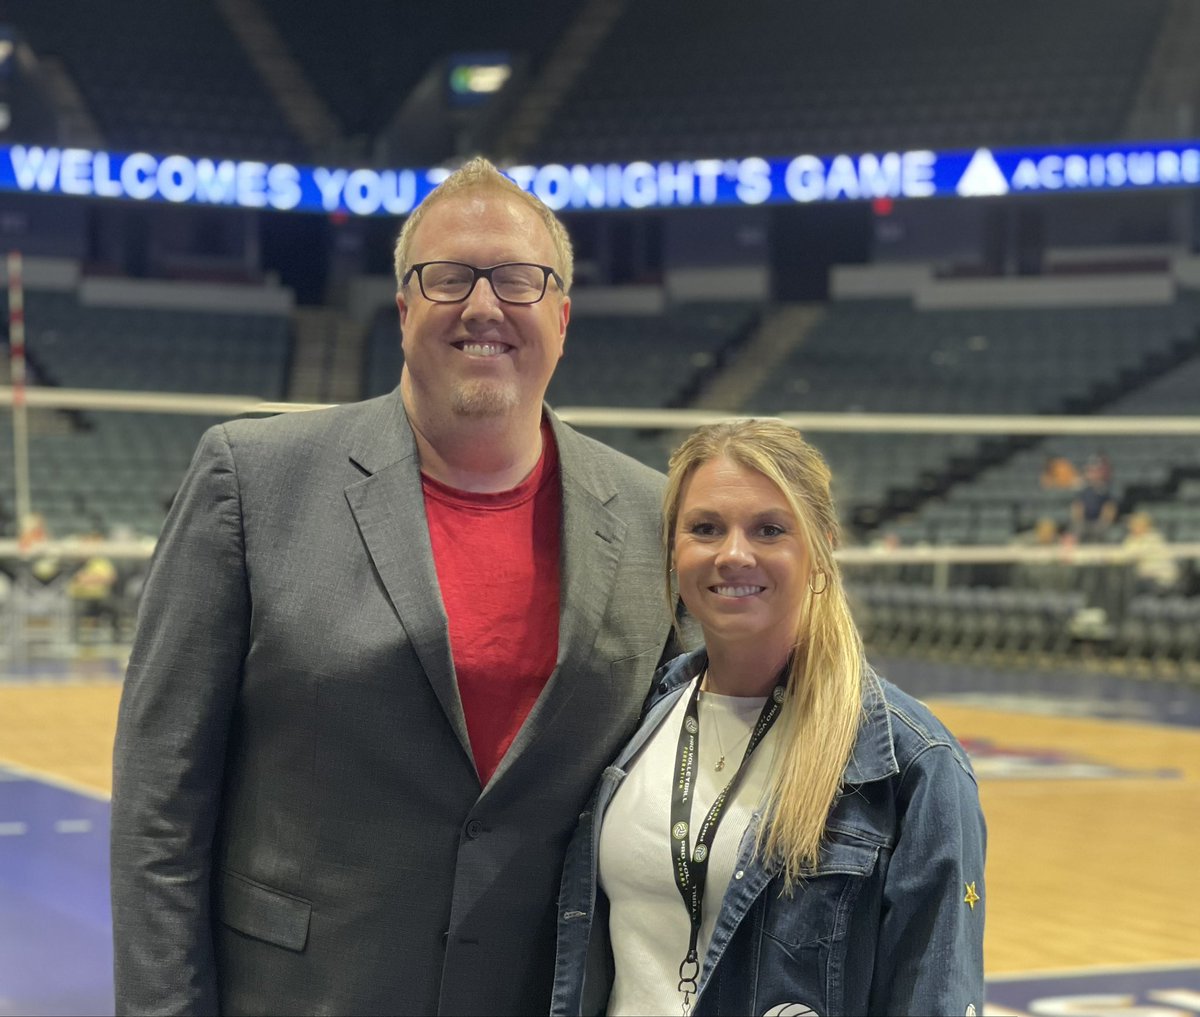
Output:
[403, 261, 564, 305]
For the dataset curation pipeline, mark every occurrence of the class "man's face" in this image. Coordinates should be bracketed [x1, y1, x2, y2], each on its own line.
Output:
[397, 190, 569, 420]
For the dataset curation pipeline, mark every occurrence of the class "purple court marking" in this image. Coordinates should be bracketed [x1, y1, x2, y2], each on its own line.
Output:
[0, 767, 113, 1017]
[959, 736, 1182, 780]
[985, 963, 1200, 1015]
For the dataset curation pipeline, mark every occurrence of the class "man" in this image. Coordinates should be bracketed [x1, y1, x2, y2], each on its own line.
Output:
[1069, 456, 1118, 544]
[111, 157, 681, 1015]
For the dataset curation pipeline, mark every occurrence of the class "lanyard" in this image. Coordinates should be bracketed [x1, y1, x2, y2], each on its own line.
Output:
[669, 675, 787, 1016]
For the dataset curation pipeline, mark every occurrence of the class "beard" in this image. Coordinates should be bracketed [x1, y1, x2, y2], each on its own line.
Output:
[450, 378, 520, 418]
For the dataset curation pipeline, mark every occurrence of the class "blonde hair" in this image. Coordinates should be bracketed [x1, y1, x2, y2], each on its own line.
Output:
[392, 156, 574, 293]
[663, 418, 864, 886]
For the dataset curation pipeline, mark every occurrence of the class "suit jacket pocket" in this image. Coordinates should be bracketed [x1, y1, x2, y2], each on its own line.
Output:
[216, 869, 312, 952]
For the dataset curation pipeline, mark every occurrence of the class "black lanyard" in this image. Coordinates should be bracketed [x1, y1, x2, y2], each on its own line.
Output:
[669, 675, 786, 1016]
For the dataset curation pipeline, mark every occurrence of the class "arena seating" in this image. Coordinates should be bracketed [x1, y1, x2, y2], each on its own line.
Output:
[549, 302, 758, 466]
[0, 287, 290, 538]
[548, 303, 756, 408]
[745, 296, 1200, 533]
[362, 303, 402, 401]
[918, 348, 1200, 545]
[20, 291, 290, 398]
[0, 412, 223, 539]
[850, 581, 1088, 665]
[850, 576, 1200, 677]
[5, 0, 1168, 168]
[534, 0, 1167, 163]
[6, 0, 305, 160]
[827, 292, 1200, 671]
[1113, 593, 1200, 670]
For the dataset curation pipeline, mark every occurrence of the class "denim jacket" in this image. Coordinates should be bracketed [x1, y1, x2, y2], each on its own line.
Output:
[552, 649, 986, 1017]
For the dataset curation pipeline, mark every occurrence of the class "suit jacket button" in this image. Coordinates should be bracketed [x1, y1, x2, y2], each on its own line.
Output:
[465, 820, 483, 839]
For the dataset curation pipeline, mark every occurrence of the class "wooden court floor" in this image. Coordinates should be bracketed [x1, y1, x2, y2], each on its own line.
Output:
[1, 677, 1198, 979]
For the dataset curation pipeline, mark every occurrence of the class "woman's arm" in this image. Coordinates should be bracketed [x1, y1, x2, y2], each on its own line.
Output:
[871, 743, 987, 1017]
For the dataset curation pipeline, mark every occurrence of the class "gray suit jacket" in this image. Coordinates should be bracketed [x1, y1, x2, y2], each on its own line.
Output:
[111, 392, 679, 1015]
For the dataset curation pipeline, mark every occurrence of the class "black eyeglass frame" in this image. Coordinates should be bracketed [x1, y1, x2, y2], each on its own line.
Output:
[402, 261, 565, 305]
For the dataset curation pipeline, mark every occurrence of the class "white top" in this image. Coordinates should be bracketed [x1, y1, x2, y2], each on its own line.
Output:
[598, 678, 780, 1016]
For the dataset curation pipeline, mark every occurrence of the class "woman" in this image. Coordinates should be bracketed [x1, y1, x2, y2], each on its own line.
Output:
[553, 420, 986, 1017]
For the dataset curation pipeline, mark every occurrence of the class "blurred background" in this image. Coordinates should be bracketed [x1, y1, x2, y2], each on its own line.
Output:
[0, 1, 1198, 1014]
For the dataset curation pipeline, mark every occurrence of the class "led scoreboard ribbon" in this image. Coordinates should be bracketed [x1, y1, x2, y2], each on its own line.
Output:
[3, 139, 1200, 215]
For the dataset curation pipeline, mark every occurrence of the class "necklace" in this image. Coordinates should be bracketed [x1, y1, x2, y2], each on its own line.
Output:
[705, 694, 753, 773]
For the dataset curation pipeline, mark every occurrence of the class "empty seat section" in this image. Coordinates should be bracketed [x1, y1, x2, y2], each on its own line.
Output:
[535, 0, 1166, 164]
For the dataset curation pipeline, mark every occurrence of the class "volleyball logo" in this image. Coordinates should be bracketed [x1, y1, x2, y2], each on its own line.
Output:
[685, 716, 699, 735]
[773, 687, 786, 704]
[762, 1003, 819, 1016]
[672, 821, 689, 840]
[692, 844, 708, 863]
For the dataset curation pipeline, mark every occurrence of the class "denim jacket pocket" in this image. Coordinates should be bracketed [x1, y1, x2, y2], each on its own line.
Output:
[760, 835, 879, 950]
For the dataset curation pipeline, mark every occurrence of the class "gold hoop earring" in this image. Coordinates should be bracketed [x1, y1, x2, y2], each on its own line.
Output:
[808, 570, 828, 595]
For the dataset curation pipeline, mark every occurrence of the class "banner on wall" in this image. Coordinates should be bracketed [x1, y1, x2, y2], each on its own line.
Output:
[2, 140, 1199, 217]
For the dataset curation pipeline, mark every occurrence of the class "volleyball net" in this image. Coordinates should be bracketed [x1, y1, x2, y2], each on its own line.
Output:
[1, 383, 1198, 562]
[2, 384, 1198, 673]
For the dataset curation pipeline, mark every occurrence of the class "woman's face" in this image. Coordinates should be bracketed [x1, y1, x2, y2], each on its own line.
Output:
[673, 455, 811, 656]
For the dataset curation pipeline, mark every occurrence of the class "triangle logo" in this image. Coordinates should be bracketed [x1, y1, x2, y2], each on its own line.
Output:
[956, 148, 1010, 197]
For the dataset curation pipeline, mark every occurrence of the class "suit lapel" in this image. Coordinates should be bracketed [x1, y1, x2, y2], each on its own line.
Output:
[343, 393, 473, 766]
[484, 411, 627, 792]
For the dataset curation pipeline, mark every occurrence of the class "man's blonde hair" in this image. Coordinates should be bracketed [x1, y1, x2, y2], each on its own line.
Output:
[663, 418, 865, 887]
[392, 157, 574, 294]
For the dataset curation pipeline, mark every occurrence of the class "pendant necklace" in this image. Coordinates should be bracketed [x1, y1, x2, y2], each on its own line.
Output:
[706, 696, 753, 773]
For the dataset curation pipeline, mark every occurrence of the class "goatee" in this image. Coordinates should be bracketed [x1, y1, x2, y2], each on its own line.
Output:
[451, 380, 519, 418]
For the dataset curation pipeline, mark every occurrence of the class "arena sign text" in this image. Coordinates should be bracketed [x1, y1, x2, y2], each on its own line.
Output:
[3, 140, 1200, 216]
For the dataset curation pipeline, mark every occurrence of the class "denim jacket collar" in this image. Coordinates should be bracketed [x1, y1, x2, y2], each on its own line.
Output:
[645, 647, 900, 787]
[843, 669, 899, 784]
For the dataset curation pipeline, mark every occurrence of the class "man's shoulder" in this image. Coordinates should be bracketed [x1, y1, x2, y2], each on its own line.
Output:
[553, 419, 666, 494]
[215, 392, 402, 458]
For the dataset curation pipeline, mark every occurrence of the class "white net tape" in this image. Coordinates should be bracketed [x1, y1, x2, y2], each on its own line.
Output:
[2, 388, 1198, 564]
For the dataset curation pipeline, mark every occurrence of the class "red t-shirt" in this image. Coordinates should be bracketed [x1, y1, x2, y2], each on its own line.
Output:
[422, 423, 562, 785]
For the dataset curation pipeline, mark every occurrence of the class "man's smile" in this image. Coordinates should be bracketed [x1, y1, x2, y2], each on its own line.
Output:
[452, 340, 514, 357]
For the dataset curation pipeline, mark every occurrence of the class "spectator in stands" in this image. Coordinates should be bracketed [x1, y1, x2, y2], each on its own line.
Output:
[1066, 458, 1123, 618]
[1123, 510, 1180, 596]
[553, 420, 986, 1017]
[19, 513, 63, 586]
[1039, 453, 1080, 490]
[66, 531, 120, 642]
[110, 157, 683, 1016]
[1069, 456, 1118, 543]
